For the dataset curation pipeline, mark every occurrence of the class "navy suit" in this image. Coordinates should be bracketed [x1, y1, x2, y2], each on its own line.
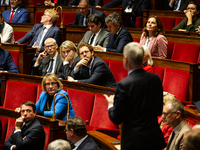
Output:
[3, 118, 45, 150]
[2, 7, 29, 23]
[17, 24, 62, 53]
[76, 136, 99, 150]
[0, 48, 19, 84]
[109, 68, 165, 150]
[73, 8, 106, 28]
[74, 56, 116, 88]
[162, 0, 190, 11]
[106, 26, 133, 53]
[68, 0, 103, 7]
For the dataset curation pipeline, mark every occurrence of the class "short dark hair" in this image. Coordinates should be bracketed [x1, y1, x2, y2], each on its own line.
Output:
[142, 16, 165, 37]
[105, 12, 122, 26]
[188, 0, 200, 12]
[65, 117, 87, 137]
[86, 13, 102, 25]
[77, 42, 93, 55]
[20, 101, 36, 112]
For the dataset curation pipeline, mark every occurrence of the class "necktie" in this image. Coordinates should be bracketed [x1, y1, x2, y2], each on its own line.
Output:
[9, 10, 15, 22]
[21, 124, 26, 131]
[167, 131, 175, 150]
[47, 59, 54, 74]
[33, 26, 46, 47]
[89, 34, 96, 45]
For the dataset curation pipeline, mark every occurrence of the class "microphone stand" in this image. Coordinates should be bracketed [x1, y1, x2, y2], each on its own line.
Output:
[56, 6, 64, 28]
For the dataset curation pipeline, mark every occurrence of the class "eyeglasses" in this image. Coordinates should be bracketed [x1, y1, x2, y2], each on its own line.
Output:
[162, 111, 177, 117]
[79, 50, 90, 56]
[45, 82, 57, 87]
[45, 44, 56, 49]
[79, 6, 88, 10]
[187, 7, 196, 11]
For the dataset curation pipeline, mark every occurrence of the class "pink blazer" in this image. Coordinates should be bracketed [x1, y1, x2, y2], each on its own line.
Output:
[140, 32, 168, 58]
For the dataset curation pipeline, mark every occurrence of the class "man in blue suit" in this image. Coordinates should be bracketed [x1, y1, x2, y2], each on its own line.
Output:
[3, 101, 45, 150]
[73, 0, 106, 28]
[2, 0, 29, 23]
[16, 9, 62, 62]
[94, 12, 133, 53]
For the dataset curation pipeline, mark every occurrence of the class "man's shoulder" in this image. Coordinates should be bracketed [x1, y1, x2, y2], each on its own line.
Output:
[18, 7, 29, 13]
[92, 8, 105, 15]
[180, 121, 192, 133]
[79, 136, 99, 150]
[0, 48, 10, 55]
[119, 26, 132, 35]
[100, 29, 109, 35]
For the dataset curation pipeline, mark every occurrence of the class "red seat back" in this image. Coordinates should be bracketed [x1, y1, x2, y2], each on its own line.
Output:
[158, 17, 175, 30]
[43, 126, 50, 150]
[163, 68, 190, 104]
[32, 0, 44, 5]
[14, 32, 28, 42]
[153, 66, 165, 83]
[133, 38, 140, 43]
[5, 118, 16, 142]
[136, 16, 143, 28]
[36, 84, 43, 102]
[171, 43, 200, 63]
[63, 12, 76, 25]
[67, 89, 95, 123]
[8, 51, 19, 69]
[167, 41, 174, 59]
[175, 18, 184, 26]
[0, 117, 8, 145]
[3, 81, 38, 109]
[109, 60, 128, 82]
[103, 59, 109, 66]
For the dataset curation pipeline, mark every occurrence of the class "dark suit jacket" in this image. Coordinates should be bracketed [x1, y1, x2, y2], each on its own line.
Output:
[162, 0, 190, 11]
[50, 0, 68, 6]
[17, 24, 62, 53]
[73, 8, 106, 28]
[3, 118, 45, 150]
[74, 56, 116, 88]
[109, 68, 165, 150]
[57, 56, 80, 79]
[106, 26, 133, 53]
[103, 0, 149, 18]
[32, 53, 63, 76]
[2, 7, 29, 23]
[76, 136, 99, 150]
[79, 29, 109, 47]
[68, 0, 103, 7]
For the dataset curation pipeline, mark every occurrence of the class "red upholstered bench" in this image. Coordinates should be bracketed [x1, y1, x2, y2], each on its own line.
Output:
[0, 116, 8, 150]
[8, 51, 19, 69]
[167, 42, 174, 59]
[153, 66, 165, 82]
[136, 16, 143, 28]
[63, 12, 76, 25]
[133, 38, 140, 43]
[14, 32, 28, 43]
[175, 18, 184, 26]
[158, 17, 175, 30]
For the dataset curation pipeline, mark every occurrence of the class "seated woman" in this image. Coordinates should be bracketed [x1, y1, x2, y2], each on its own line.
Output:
[142, 46, 153, 73]
[140, 16, 168, 59]
[173, 1, 200, 32]
[36, 73, 75, 121]
[57, 40, 80, 80]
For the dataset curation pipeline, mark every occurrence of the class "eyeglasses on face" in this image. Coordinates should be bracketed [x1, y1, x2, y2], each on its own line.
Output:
[45, 82, 57, 87]
[162, 111, 177, 117]
[45, 44, 56, 49]
[79, 6, 88, 10]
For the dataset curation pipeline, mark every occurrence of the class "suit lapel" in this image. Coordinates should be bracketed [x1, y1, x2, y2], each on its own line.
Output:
[43, 26, 53, 41]
[12, 7, 21, 22]
[54, 53, 62, 74]
[95, 30, 102, 45]
[43, 55, 51, 75]
[76, 136, 89, 150]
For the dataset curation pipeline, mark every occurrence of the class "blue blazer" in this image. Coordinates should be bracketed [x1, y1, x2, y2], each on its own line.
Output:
[17, 24, 62, 53]
[2, 7, 29, 23]
[73, 8, 106, 28]
[106, 26, 133, 53]
[36, 89, 76, 121]
[3, 118, 45, 150]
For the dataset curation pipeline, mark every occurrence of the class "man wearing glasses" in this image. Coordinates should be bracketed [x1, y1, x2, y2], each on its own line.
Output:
[162, 99, 191, 150]
[16, 9, 62, 63]
[32, 38, 63, 76]
[73, 0, 106, 28]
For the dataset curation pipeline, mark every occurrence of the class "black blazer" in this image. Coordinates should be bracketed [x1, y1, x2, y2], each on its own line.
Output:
[76, 136, 99, 150]
[3, 118, 45, 150]
[162, 0, 190, 11]
[68, 0, 103, 7]
[109, 68, 165, 150]
[74, 56, 116, 88]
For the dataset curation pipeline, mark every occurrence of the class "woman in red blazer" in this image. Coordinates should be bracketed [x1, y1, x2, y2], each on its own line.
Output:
[140, 16, 168, 59]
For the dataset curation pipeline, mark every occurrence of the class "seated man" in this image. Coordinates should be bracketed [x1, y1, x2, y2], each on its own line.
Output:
[162, 99, 192, 150]
[0, 37, 19, 85]
[183, 129, 200, 150]
[65, 117, 99, 150]
[162, 0, 190, 11]
[16, 9, 62, 62]
[73, 0, 106, 28]
[68, 0, 103, 7]
[94, 12, 133, 53]
[0, 11, 14, 43]
[32, 38, 63, 76]
[2, 0, 29, 23]
[68, 42, 116, 88]
[79, 13, 109, 47]
[3, 101, 45, 150]
[48, 139, 71, 150]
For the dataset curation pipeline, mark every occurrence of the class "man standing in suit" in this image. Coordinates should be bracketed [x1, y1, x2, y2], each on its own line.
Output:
[94, 12, 133, 53]
[163, 99, 191, 150]
[73, 0, 106, 28]
[96, 0, 149, 27]
[3, 101, 45, 150]
[2, 0, 29, 23]
[162, 0, 190, 11]
[80, 13, 109, 47]
[104, 42, 165, 150]
[16, 9, 62, 62]
[65, 117, 99, 150]
[68, 0, 103, 7]
[32, 38, 63, 76]
[68, 42, 116, 88]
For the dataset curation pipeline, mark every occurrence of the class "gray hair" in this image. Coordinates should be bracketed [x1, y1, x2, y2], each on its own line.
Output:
[123, 42, 144, 66]
[142, 46, 153, 66]
[44, 38, 57, 45]
[80, 0, 90, 5]
[165, 99, 185, 118]
[47, 139, 71, 150]
[184, 130, 200, 150]
[105, 12, 122, 26]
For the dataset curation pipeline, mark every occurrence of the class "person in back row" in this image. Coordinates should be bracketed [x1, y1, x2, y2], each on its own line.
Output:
[68, 0, 103, 7]
[79, 13, 109, 48]
[162, 0, 190, 11]
[93, 12, 133, 53]
[68, 42, 116, 88]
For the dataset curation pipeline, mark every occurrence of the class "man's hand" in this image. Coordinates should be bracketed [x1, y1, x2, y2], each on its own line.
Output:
[104, 94, 115, 106]
[65, 51, 74, 62]
[196, 26, 200, 34]
[32, 46, 41, 52]
[178, 29, 187, 31]
[12, 145, 17, 150]
[76, 58, 89, 68]
[15, 116, 24, 130]
[93, 45, 104, 51]
[44, 0, 55, 6]
[96, 5, 101, 8]
[67, 76, 75, 81]
[169, 0, 175, 5]
[35, 51, 47, 66]
[15, 107, 21, 113]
